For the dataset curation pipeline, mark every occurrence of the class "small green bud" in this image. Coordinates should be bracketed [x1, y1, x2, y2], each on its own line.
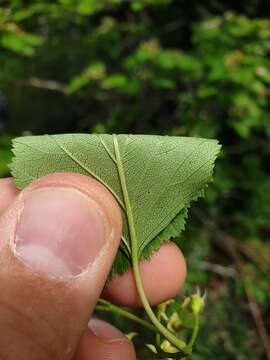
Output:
[160, 339, 179, 354]
[182, 289, 206, 315]
[146, 344, 158, 354]
[158, 299, 174, 314]
[125, 332, 138, 341]
[167, 311, 182, 332]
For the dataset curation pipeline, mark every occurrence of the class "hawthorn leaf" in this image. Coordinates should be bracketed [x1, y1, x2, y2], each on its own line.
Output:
[10, 134, 221, 273]
[143, 207, 188, 259]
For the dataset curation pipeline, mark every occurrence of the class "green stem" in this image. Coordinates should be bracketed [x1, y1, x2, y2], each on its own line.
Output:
[187, 313, 200, 350]
[96, 299, 157, 333]
[113, 135, 189, 355]
[156, 308, 161, 346]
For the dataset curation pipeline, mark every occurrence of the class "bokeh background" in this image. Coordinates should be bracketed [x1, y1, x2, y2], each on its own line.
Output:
[1, 1, 270, 359]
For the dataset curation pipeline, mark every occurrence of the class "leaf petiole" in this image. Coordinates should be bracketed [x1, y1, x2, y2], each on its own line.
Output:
[187, 313, 200, 351]
[96, 299, 157, 333]
[113, 134, 190, 355]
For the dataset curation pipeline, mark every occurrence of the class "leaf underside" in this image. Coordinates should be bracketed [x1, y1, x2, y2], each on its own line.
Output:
[10, 134, 221, 275]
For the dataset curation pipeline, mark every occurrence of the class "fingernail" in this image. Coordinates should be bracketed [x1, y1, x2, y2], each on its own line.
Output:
[89, 318, 125, 342]
[14, 187, 108, 278]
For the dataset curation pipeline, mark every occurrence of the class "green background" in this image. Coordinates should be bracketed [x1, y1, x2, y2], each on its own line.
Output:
[0, 1, 270, 359]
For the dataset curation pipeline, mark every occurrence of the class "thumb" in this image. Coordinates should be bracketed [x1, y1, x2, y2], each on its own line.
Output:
[0, 173, 122, 359]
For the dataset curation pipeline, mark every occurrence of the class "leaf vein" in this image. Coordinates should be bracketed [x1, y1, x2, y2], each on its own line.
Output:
[51, 135, 126, 211]
[99, 137, 117, 164]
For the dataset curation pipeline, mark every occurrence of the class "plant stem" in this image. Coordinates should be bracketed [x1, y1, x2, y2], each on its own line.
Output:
[187, 313, 200, 351]
[96, 299, 157, 333]
[113, 135, 189, 355]
[156, 308, 161, 346]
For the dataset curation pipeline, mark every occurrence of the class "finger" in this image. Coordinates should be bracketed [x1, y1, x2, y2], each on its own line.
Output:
[0, 178, 18, 215]
[75, 318, 136, 360]
[0, 172, 122, 359]
[103, 242, 187, 307]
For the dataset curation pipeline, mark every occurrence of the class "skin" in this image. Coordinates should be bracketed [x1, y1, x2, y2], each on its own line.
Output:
[0, 173, 187, 359]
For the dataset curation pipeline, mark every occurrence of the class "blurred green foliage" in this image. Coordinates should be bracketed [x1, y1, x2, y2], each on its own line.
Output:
[1, 1, 270, 359]
[0, 135, 11, 176]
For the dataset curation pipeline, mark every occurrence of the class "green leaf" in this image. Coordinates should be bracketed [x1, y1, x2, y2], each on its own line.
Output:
[0, 31, 43, 56]
[143, 207, 188, 260]
[10, 134, 220, 273]
[0, 136, 12, 177]
[65, 62, 106, 94]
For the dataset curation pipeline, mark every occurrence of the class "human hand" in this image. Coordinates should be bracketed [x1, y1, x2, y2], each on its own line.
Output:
[0, 173, 186, 359]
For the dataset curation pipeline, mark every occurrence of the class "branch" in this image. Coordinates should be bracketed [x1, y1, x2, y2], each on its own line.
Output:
[24, 77, 66, 92]
[0, 74, 66, 93]
[193, 260, 237, 278]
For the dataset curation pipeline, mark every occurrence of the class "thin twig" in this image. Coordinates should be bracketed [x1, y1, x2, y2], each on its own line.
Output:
[193, 260, 237, 278]
[0, 74, 66, 93]
[24, 77, 66, 92]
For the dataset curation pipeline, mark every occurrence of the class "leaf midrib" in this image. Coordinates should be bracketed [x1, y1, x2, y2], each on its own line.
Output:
[113, 134, 138, 256]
